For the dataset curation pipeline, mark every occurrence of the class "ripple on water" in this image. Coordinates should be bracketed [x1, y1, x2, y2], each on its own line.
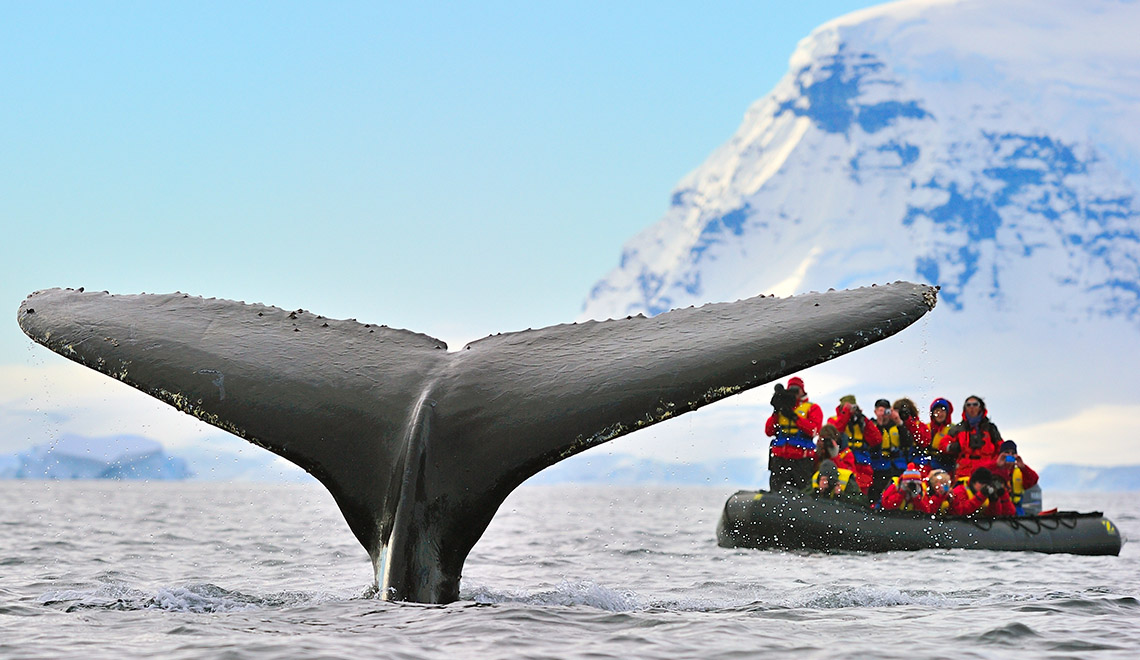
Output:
[466, 579, 644, 611]
[38, 583, 333, 614]
[966, 621, 1041, 646]
[3, 483, 1139, 660]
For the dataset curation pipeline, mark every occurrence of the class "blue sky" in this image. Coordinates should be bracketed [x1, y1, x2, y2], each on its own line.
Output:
[1, 1, 884, 360]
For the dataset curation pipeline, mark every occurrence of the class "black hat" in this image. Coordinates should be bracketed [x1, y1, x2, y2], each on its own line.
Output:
[818, 460, 840, 483]
[969, 467, 995, 485]
[874, 398, 891, 409]
[999, 440, 1017, 454]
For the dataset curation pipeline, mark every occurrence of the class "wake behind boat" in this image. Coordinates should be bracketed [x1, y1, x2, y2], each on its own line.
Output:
[716, 489, 1123, 556]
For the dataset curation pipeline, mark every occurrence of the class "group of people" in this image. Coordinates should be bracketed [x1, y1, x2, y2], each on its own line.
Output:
[765, 376, 1041, 517]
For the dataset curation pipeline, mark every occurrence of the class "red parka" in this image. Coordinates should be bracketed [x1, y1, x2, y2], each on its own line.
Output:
[989, 461, 1039, 490]
[915, 489, 951, 515]
[946, 483, 1015, 516]
[828, 406, 882, 492]
[948, 404, 1003, 481]
[902, 416, 932, 474]
[982, 490, 1017, 517]
[947, 483, 987, 516]
[879, 479, 926, 511]
[819, 446, 857, 475]
[990, 460, 1039, 513]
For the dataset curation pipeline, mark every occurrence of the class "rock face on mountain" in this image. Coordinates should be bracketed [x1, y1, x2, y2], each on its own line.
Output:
[579, 0, 1140, 462]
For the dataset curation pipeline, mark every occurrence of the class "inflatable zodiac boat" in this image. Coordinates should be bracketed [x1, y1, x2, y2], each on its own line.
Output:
[716, 490, 1122, 556]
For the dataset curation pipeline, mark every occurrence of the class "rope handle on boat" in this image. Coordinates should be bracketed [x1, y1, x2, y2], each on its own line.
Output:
[1008, 517, 1055, 535]
[982, 514, 1081, 535]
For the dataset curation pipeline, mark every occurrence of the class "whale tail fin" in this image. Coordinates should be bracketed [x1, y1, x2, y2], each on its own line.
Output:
[18, 282, 937, 602]
[17, 289, 446, 561]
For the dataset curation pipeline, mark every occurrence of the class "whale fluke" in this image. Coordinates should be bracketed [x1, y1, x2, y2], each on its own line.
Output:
[17, 282, 936, 602]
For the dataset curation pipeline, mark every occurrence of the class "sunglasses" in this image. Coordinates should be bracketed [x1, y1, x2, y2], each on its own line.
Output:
[965, 402, 982, 408]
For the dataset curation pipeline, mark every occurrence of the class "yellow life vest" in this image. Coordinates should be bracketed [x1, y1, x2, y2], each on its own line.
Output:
[846, 420, 866, 448]
[879, 424, 903, 455]
[931, 424, 952, 450]
[811, 466, 856, 492]
[776, 401, 815, 435]
[1011, 466, 1024, 504]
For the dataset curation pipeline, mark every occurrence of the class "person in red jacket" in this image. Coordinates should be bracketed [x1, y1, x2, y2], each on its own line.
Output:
[945, 395, 1003, 483]
[989, 440, 1039, 515]
[765, 376, 823, 491]
[916, 469, 954, 514]
[947, 467, 1015, 516]
[879, 463, 926, 511]
[828, 395, 881, 496]
[927, 397, 956, 473]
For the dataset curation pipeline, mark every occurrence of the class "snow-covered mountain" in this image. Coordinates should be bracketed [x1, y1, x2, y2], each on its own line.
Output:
[579, 0, 1140, 467]
[0, 433, 315, 482]
[0, 434, 192, 480]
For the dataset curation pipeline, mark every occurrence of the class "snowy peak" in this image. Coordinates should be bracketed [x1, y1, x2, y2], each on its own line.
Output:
[776, 46, 931, 137]
[581, 0, 1140, 327]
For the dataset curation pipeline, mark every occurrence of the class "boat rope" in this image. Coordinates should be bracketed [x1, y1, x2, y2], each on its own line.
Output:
[970, 513, 1083, 534]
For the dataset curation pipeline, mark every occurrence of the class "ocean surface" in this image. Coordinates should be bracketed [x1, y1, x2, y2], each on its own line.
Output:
[1, 482, 1137, 659]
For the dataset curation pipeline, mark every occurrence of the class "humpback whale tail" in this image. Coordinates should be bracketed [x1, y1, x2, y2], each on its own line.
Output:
[17, 282, 937, 603]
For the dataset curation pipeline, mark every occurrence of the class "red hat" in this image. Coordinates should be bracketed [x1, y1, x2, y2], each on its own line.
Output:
[787, 377, 805, 391]
[901, 463, 922, 481]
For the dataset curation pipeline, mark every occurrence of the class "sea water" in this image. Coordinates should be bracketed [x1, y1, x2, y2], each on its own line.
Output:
[1, 481, 1137, 659]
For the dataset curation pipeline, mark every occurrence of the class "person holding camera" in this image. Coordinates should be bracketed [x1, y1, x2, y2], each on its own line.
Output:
[916, 469, 954, 514]
[869, 398, 913, 504]
[928, 398, 957, 473]
[878, 463, 926, 511]
[944, 395, 1003, 483]
[806, 459, 865, 505]
[894, 397, 932, 469]
[947, 466, 1015, 516]
[765, 376, 823, 491]
[828, 395, 881, 496]
[989, 440, 1040, 515]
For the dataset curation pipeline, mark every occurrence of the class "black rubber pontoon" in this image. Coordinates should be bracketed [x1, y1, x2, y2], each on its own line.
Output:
[716, 490, 1122, 556]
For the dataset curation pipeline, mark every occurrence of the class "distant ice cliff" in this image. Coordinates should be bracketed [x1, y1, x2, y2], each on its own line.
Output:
[0, 434, 192, 480]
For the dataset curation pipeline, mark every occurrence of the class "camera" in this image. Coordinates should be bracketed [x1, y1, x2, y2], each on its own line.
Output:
[1003, 455, 1016, 464]
[981, 483, 996, 499]
[894, 399, 918, 422]
[770, 384, 796, 416]
[969, 432, 985, 450]
[902, 480, 922, 498]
